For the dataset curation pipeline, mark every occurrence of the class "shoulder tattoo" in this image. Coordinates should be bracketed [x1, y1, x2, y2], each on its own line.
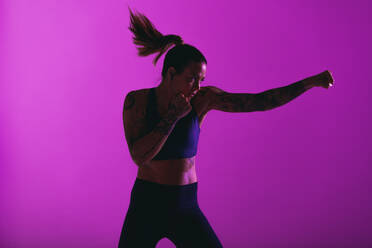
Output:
[124, 91, 136, 110]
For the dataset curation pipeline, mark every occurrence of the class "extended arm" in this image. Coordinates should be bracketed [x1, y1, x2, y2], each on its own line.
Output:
[208, 71, 334, 112]
[256, 77, 314, 111]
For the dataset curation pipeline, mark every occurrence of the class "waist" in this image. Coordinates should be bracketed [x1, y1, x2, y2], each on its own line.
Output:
[137, 157, 197, 185]
[129, 177, 199, 210]
[134, 177, 198, 191]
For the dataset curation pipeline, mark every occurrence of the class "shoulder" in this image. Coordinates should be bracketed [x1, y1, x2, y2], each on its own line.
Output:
[123, 90, 137, 110]
[202, 85, 225, 95]
[124, 88, 152, 111]
[195, 85, 225, 103]
[123, 88, 151, 138]
[193, 86, 213, 98]
[190, 86, 220, 113]
[194, 85, 232, 112]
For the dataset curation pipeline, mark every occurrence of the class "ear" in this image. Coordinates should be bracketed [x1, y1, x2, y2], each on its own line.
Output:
[167, 67, 176, 80]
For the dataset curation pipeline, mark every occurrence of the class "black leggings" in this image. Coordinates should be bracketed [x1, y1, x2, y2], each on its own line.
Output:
[118, 178, 223, 248]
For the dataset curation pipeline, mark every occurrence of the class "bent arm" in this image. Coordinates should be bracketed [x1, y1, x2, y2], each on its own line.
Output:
[123, 91, 179, 167]
[130, 114, 179, 166]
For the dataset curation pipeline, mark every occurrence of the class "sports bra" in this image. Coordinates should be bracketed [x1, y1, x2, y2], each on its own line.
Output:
[146, 88, 201, 160]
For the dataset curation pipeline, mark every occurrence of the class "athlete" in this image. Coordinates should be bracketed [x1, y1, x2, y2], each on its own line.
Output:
[119, 7, 334, 248]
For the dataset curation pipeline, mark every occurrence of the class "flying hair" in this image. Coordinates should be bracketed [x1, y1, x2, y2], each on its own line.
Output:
[128, 6, 184, 66]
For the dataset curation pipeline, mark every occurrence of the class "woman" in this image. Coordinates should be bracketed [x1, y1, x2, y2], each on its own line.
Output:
[119, 7, 334, 248]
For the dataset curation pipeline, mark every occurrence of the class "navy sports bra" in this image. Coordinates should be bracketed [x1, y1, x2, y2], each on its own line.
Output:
[146, 88, 201, 160]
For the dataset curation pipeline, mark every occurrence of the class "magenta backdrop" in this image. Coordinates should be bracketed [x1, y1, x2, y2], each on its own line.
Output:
[1, 0, 371, 247]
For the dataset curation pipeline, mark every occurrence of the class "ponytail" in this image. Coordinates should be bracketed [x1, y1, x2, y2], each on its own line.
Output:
[128, 7, 183, 65]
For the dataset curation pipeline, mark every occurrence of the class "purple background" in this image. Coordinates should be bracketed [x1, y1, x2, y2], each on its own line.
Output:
[1, 0, 371, 247]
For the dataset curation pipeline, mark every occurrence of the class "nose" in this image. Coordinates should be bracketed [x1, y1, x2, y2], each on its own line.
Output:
[193, 82, 200, 92]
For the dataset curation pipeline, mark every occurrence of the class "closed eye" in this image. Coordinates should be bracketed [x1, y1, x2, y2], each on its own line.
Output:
[189, 76, 205, 82]
[195, 77, 205, 82]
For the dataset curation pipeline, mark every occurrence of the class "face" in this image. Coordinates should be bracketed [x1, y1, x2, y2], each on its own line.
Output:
[170, 61, 207, 98]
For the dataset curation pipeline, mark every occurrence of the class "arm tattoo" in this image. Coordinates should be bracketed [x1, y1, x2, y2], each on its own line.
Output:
[124, 91, 136, 110]
[153, 115, 178, 135]
[212, 79, 313, 112]
[137, 116, 178, 162]
[214, 92, 262, 112]
[259, 79, 311, 111]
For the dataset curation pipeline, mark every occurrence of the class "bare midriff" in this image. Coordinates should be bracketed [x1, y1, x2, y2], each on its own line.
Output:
[133, 87, 209, 186]
[136, 156, 198, 186]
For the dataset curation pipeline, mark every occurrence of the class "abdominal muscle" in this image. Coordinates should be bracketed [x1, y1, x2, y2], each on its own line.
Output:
[136, 156, 198, 186]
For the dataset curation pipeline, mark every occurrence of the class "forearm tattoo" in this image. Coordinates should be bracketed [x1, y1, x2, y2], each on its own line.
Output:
[153, 114, 178, 135]
[123, 91, 179, 162]
[213, 79, 310, 112]
[138, 115, 178, 162]
[260, 79, 309, 111]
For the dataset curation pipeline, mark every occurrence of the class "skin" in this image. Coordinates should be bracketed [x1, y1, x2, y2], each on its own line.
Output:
[155, 61, 207, 117]
[123, 62, 334, 185]
[135, 61, 208, 185]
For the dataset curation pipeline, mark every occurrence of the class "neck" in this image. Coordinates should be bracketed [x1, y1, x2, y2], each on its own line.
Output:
[155, 79, 173, 115]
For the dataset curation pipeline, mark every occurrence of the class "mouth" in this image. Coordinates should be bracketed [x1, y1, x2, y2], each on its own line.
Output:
[185, 94, 195, 102]
[189, 91, 198, 98]
[187, 94, 196, 100]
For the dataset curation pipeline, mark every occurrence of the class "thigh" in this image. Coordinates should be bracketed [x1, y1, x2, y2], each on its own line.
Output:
[167, 206, 223, 248]
[118, 207, 163, 248]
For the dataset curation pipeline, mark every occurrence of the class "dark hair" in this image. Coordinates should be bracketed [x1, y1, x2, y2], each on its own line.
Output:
[128, 7, 207, 78]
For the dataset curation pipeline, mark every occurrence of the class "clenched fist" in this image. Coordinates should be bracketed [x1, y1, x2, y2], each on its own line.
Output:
[313, 70, 335, 89]
[167, 92, 192, 120]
